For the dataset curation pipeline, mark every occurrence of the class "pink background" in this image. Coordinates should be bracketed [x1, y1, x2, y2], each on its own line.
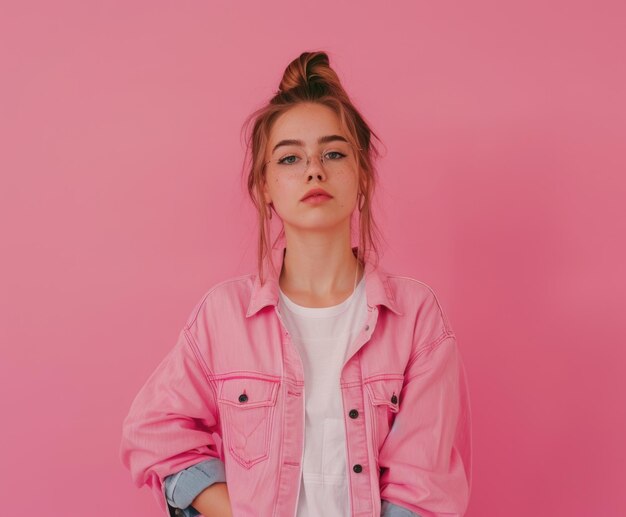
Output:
[1, 1, 625, 515]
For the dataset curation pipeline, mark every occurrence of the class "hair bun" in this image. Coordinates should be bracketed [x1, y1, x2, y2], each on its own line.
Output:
[278, 51, 332, 95]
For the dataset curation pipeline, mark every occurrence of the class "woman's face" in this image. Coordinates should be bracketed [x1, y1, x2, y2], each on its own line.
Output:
[262, 102, 360, 234]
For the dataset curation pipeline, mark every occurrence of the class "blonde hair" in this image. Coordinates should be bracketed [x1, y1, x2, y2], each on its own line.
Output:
[240, 50, 386, 284]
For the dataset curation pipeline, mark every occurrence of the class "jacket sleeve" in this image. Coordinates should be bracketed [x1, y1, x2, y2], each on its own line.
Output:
[378, 331, 472, 517]
[119, 326, 225, 516]
[381, 498, 422, 516]
[164, 458, 226, 515]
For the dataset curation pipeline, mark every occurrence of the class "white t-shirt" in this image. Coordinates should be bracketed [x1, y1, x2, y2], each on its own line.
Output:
[277, 274, 367, 517]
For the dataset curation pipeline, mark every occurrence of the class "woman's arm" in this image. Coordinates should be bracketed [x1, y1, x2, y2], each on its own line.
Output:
[164, 458, 229, 516]
[378, 331, 472, 516]
[190, 482, 233, 517]
[120, 327, 225, 515]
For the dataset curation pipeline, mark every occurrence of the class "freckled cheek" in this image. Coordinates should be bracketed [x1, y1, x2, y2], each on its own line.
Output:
[336, 173, 359, 200]
[271, 178, 301, 206]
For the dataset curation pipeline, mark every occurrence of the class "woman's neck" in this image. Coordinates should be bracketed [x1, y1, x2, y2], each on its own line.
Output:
[278, 241, 363, 308]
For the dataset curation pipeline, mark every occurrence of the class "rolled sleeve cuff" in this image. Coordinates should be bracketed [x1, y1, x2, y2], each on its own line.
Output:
[164, 458, 227, 510]
[381, 499, 422, 517]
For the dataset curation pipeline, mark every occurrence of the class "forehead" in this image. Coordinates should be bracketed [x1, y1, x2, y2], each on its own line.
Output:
[269, 103, 345, 144]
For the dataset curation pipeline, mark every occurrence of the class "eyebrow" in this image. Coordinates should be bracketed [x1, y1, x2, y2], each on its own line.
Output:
[271, 134, 349, 155]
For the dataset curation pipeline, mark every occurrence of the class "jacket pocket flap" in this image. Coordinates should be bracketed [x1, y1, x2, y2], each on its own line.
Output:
[364, 375, 404, 412]
[218, 376, 279, 408]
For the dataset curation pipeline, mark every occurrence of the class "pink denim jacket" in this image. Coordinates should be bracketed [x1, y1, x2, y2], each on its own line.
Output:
[119, 240, 472, 516]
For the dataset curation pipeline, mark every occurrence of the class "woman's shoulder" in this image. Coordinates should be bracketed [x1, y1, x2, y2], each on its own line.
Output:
[382, 269, 456, 340]
[182, 273, 256, 329]
[385, 270, 440, 298]
[382, 269, 444, 306]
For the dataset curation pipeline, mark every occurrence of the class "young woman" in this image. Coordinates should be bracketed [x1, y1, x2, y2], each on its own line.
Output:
[120, 51, 472, 517]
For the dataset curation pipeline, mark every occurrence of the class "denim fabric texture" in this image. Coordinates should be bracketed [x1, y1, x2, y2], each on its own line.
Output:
[381, 498, 422, 516]
[164, 459, 420, 516]
[164, 458, 226, 516]
[120, 239, 472, 516]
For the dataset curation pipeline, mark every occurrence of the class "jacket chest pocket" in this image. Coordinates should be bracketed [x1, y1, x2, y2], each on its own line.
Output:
[217, 375, 280, 469]
[364, 375, 404, 461]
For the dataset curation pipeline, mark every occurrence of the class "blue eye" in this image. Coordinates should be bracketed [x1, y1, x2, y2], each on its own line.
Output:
[325, 151, 346, 160]
[277, 155, 299, 165]
[274, 150, 347, 167]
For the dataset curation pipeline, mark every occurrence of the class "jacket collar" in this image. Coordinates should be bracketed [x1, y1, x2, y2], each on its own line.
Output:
[245, 237, 403, 318]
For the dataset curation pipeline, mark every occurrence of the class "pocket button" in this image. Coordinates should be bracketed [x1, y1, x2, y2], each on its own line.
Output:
[218, 376, 279, 469]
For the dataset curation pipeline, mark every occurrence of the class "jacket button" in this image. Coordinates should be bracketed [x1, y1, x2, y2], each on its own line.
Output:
[391, 394, 398, 404]
[349, 409, 359, 419]
[174, 510, 184, 516]
[353, 464, 363, 473]
[364, 325, 370, 331]
[238, 393, 248, 403]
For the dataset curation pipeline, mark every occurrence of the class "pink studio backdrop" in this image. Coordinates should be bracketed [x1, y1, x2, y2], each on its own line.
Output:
[1, 1, 625, 516]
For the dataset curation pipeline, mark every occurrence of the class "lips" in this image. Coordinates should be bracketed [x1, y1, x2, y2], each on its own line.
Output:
[301, 188, 332, 201]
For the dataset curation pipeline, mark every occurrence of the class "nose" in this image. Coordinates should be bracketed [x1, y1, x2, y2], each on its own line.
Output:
[305, 154, 326, 179]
